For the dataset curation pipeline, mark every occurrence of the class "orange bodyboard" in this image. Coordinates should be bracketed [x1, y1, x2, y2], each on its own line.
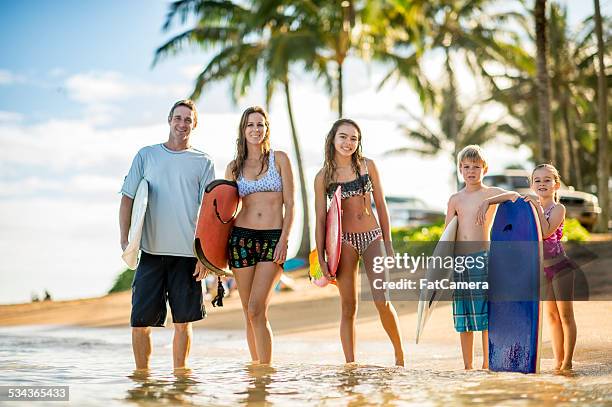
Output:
[194, 180, 240, 277]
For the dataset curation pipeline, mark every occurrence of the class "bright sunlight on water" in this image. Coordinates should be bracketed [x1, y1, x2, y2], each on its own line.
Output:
[1, 326, 611, 406]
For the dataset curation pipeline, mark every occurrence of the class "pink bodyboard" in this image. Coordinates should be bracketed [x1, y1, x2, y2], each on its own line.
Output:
[326, 186, 342, 277]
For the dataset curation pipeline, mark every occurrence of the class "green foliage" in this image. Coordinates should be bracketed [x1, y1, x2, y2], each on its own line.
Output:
[108, 268, 135, 294]
[392, 220, 445, 255]
[562, 218, 591, 242]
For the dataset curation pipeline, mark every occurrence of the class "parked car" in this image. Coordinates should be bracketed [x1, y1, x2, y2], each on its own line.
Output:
[483, 170, 601, 231]
[381, 196, 445, 228]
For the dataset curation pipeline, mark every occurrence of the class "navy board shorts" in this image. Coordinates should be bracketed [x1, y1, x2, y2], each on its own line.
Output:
[130, 251, 206, 327]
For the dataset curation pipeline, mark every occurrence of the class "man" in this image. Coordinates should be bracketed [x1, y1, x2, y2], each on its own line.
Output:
[119, 99, 214, 371]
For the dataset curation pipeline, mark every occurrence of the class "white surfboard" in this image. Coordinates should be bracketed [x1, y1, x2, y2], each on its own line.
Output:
[121, 179, 149, 270]
[415, 216, 457, 344]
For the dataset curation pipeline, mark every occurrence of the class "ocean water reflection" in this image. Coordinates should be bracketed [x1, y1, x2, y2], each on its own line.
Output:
[0, 326, 610, 406]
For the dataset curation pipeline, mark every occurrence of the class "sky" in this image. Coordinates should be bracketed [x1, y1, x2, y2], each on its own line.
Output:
[0, 0, 608, 304]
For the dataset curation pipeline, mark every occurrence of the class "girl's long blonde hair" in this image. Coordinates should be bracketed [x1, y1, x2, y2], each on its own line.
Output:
[232, 106, 271, 180]
[531, 163, 561, 203]
[323, 118, 364, 191]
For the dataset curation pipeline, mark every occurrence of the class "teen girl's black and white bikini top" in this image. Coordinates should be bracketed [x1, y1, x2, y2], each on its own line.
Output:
[326, 159, 374, 200]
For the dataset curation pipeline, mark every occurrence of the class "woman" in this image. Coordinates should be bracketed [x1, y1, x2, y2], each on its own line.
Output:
[314, 118, 405, 366]
[225, 106, 294, 365]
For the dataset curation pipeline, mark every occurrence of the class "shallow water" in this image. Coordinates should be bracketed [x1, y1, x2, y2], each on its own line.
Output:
[0, 326, 610, 406]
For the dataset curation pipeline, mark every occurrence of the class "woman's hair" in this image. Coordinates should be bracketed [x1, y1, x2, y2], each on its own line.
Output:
[232, 106, 271, 180]
[531, 163, 561, 203]
[323, 118, 364, 190]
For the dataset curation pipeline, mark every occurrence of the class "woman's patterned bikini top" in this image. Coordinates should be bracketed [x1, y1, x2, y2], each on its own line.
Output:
[236, 150, 283, 197]
[326, 160, 374, 200]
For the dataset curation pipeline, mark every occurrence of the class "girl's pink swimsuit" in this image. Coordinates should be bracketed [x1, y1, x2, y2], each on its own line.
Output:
[543, 205, 574, 280]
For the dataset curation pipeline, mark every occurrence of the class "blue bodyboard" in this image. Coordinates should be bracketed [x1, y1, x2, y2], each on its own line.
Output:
[488, 199, 543, 373]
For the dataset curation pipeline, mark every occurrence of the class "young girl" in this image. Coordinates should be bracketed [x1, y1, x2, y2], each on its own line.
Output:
[479, 163, 576, 371]
[314, 119, 405, 366]
[225, 106, 295, 365]
[525, 164, 576, 371]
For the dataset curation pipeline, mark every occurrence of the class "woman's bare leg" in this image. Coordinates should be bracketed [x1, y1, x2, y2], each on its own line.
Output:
[247, 262, 283, 364]
[233, 266, 259, 362]
[362, 239, 405, 366]
[336, 243, 360, 363]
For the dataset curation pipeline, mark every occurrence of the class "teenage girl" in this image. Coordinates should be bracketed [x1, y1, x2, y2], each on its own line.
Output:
[225, 106, 295, 364]
[314, 118, 405, 366]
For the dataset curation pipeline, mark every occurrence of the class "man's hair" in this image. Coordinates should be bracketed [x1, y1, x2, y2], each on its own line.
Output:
[168, 99, 198, 127]
[457, 144, 488, 171]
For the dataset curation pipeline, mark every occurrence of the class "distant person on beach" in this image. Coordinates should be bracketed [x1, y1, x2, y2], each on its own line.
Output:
[224, 106, 295, 365]
[479, 163, 577, 371]
[314, 118, 405, 366]
[119, 99, 215, 371]
[447, 145, 519, 370]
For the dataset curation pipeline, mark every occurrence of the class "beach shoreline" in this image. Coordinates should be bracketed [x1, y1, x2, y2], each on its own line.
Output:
[1, 275, 611, 369]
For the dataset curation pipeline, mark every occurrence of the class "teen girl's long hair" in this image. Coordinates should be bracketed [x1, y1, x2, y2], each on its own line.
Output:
[531, 163, 561, 203]
[232, 106, 271, 180]
[323, 118, 364, 190]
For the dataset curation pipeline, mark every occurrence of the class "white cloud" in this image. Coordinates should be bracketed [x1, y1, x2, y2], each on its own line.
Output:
[0, 111, 24, 123]
[180, 64, 204, 80]
[65, 71, 131, 103]
[0, 69, 26, 85]
[65, 71, 192, 104]
[62, 71, 192, 125]
[48, 67, 66, 78]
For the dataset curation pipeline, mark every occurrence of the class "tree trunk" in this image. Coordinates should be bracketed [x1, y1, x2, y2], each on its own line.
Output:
[562, 96, 583, 190]
[594, 0, 610, 232]
[557, 108, 571, 185]
[338, 61, 344, 118]
[283, 79, 311, 258]
[445, 49, 460, 186]
[535, 0, 554, 163]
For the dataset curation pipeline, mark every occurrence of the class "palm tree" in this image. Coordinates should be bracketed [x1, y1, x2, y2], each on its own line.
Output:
[278, 0, 355, 117]
[153, 0, 325, 259]
[549, 3, 583, 186]
[535, 0, 554, 163]
[370, 1, 530, 165]
[487, 1, 611, 192]
[593, 0, 610, 232]
[388, 85, 515, 181]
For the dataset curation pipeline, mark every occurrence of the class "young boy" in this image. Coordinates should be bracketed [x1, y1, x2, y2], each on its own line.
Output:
[446, 145, 519, 369]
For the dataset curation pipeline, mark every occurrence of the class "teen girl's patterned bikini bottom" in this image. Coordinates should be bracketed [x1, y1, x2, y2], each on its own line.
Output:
[341, 228, 383, 257]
